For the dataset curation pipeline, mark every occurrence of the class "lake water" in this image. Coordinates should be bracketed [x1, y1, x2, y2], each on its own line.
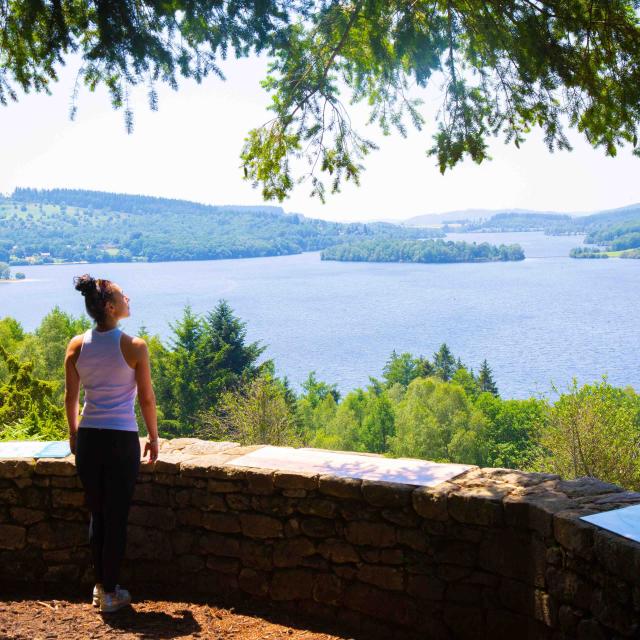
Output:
[1, 232, 638, 399]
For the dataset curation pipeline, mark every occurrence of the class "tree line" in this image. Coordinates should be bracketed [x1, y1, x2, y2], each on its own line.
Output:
[2, 305, 640, 491]
[321, 239, 525, 263]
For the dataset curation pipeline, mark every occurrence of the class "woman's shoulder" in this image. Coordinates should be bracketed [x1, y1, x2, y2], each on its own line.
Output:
[120, 332, 149, 365]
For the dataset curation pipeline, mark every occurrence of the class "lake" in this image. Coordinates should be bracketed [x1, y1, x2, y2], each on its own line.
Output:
[1, 231, 638, 399]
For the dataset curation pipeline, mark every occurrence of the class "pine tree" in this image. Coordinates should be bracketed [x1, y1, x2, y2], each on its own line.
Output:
[197, 300, 265, 406]
[433, 344, 456, 382]
[477, 360, 499, 396]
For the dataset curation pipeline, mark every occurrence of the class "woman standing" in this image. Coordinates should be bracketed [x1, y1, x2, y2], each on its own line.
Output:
[64, 274, 159, 613]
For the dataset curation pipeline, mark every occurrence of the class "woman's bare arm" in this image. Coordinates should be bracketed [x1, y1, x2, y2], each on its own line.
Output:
[133, 338, 159, 462]
[64, 336, 83, 454]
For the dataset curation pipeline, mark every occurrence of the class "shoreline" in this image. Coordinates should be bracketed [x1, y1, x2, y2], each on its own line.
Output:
[0, 278, 38, 283]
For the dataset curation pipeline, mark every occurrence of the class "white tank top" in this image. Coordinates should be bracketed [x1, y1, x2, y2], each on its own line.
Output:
[76, 327, 138, 431]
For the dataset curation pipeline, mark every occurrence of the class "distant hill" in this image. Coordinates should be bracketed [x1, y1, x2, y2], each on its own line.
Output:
[403, 208, 580, 227]
[0, 188, 441, 266]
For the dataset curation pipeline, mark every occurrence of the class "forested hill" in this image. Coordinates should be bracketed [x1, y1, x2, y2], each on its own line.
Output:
[321, 239, 525, 263]
[462, 205, 640, 234]
[1, 189, 440, 265]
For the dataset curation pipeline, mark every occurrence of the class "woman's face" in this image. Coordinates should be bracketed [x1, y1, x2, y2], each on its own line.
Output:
[106, 283, 130, 321]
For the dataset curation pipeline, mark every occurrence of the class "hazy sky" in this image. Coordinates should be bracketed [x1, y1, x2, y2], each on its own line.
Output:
[1, 55, 639, 222]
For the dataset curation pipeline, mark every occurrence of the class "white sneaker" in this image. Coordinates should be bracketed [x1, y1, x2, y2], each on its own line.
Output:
[99, 585, 131, 613]
[92, 583, 104, 607]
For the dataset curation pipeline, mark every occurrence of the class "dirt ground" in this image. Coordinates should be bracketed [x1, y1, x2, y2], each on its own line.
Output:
[0, 596, 354, 640]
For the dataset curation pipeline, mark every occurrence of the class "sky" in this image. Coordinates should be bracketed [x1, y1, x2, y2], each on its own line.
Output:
[1, 55, 639, 223]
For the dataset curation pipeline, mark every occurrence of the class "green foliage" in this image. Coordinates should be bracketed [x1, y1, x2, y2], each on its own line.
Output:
[322, 239, 525, 263]
[389, 377, 487, 465]
[570, 247, 609, 259]
[433, 344, 456, 382]
[3, 189, 435, 265]
[0, 346, 66, 441]
[4, 3, 639, 199]
[197, 374, 299, 446]
[537, 379, 640, 490]
[0, 262, 9, 279]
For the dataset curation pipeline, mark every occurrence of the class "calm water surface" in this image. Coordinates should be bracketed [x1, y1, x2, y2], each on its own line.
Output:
[1, 232, 638, 398]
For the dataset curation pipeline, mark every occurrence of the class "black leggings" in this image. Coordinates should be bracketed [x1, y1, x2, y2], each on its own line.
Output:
[75, 428, 140, 593]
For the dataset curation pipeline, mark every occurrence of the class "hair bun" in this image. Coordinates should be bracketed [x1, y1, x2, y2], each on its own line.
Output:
[73, 274, 97, 296]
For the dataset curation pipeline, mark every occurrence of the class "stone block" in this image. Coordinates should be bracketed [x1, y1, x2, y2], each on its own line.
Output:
[207, 479, 242, 493]
[22, 487, 48, 509]
[381, 508, 420, 528]
[190, 489, 227, 512]
[344, 582, 416, 627]
[479, 529, 546, 587]
[270, 569, 315, 600]
[318, 539, 360, 563]
[43, 564, 80, 582]
[176, 507, 203, 527]
[178, 554, 205, 573]
[318, 475, 362, 500]
[202, 512, 241, 534]
[133, 482, 169, 505]
[43, 547, 90, 563]
[448, 486, 506, 526]
[243, 468, 275, 495]
[0, 487, 20, 505]
[274, 471, 318, 490]
[198, 532, 240, 557]
[240, 539, 273, 570]
[126, 525, 172, 560]
[591, 588, 639, 637]
[239, 568, 269, 597]
[396, 528, 428, 552]
[300, 517, 335, 538]
[206, 556, 240, 575]
[226, 493, 251, 511]
[558, 604, 584, 633]
[50, 476, 82, 489]
[51, 490, 85, 509]
[546, 567, 593, 610]
[0, 460, 34, 479]
[0, 524, 26, 550]
[250, 495, 294, 516]
[27, 520, 86, 550]
[171, 530, 195, 555]
[273, 537, 316, 567]
[297, 498, 337, 519]
[362, 481, 414, 508]
[129, 505, 176, 531]
[407, 574, 445, 601]
[345, 521, 396, 548]
[282, 489, 306, 498]
[577, 619, 608, 640]
[499, 578, 557, 626]
[504, 488, 574, 538]
[9, 507, 46, 525]
[357, 564, 404, 591]
[592, 529, 640, 584]
[240, 513, 283, 538]
[412, 484, 451, 521]
[313, 574, 343, 605]
[432, 539, 477, 567]
[554, 510, 595, 559]
[179, 455, 235, 477]
[558, 477, 623, 499]
[34, 458, 77, 476]
[443, 605, 485, 639]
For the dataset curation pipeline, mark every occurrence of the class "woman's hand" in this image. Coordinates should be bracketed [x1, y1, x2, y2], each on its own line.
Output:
[69, 431, 77, 455]
[143, 438, 159, 463]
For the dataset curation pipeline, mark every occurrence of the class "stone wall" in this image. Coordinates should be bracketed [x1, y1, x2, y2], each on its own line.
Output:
[1, 439, 640, 639]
